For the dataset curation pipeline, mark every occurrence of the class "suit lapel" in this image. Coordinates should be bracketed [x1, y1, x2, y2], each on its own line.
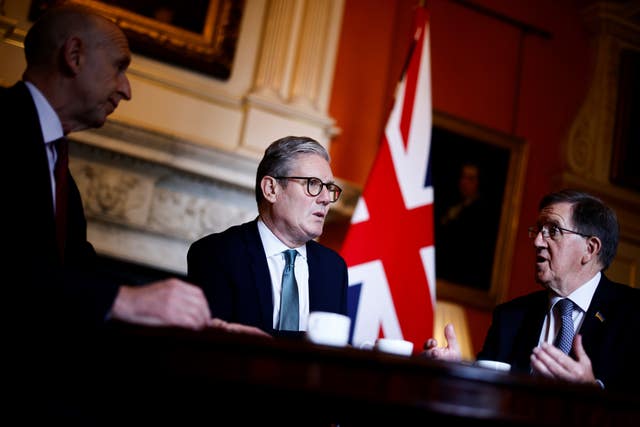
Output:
[511, 292, 548, 371]
[243, 221, 275, 329]
[578, 276, 612, 362]
[11, 83, 58, 244]
[12, 83, 55, 208]
[307, 242, 320, 311]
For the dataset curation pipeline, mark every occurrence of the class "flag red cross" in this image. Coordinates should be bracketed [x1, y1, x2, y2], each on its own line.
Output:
[341, 8, 434, 350]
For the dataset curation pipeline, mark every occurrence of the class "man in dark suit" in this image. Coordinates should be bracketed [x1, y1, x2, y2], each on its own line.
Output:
[188, 136, 349, 336]
[3, 4, 267, 421]
[423, 189, 640, 393]
[2, 3, 272, 334]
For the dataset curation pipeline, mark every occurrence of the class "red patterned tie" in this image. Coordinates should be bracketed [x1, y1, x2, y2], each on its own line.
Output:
[54, 137, 68, 263]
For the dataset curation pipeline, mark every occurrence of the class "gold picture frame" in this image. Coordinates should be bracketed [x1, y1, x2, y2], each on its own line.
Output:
[432, 111, 528, 309]
[29, 0, 245, 80]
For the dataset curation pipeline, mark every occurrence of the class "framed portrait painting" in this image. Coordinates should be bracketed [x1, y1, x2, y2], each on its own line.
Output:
[29, 0, 245, 80]
[432, 111, 528, 309]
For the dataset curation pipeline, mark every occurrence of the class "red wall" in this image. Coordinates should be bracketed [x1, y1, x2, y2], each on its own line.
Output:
[325, 0, 593, 354]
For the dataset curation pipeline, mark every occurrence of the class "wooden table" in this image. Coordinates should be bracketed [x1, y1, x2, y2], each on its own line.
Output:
[38, 324, 640, 425]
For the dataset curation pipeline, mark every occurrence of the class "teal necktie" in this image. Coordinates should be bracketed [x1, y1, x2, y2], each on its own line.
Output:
[278, 249, 299, 331]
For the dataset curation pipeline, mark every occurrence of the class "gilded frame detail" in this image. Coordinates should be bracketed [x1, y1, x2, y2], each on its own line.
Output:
[29, 0, 245, 80]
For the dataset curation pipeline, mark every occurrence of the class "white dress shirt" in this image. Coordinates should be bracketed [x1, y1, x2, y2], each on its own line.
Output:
[538, 271, 601, 346]
[257, 219, 310, 331]
[24, 81, 64, 208]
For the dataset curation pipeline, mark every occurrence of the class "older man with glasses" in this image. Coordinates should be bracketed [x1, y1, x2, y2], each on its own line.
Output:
[422, 189, 640, 394]
[187, 136, 348, 338]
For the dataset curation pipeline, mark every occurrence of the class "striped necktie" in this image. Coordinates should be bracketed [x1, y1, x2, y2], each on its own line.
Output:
[553, 298, 575, 355]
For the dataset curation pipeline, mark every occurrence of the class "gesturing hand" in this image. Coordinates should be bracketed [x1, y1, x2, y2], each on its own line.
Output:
[421, 323, 462, 362]
[530, 334, 597, 385]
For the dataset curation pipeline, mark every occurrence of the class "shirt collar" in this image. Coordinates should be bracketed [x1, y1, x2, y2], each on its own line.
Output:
[257, 218, 307, 259]
[550, 271, 601, 313]
[24, 81, 64, 144]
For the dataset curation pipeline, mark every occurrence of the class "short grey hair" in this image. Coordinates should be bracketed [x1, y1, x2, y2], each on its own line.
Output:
[539, 189, 619, 270]
[255, 136, 330, 207]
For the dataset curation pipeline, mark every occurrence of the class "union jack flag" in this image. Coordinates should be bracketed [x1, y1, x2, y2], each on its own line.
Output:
[341, 8, 435, 351]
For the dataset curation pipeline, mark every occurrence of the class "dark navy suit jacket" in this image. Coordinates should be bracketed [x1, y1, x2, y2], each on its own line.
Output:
[2, 82, 119, 329]
[3, 81, 126, 418]
[187, 220, 349, 335]
[477, 275, 640, 393]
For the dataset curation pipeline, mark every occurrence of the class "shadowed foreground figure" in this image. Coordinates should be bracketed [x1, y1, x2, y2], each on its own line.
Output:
[3, 4, 266, 421]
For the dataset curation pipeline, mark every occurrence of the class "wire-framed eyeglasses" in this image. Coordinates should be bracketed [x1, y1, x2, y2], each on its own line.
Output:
[527, 224, 591, 241]
[274, 176, 342, 203]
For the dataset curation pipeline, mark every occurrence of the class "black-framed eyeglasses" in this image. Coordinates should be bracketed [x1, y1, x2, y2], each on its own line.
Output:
[273, 176, 342, 203]
[527, 224, 591, 241]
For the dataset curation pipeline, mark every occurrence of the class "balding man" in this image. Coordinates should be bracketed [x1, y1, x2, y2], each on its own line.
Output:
[2, 5, 269, 422]
[2, 5, 266, 334]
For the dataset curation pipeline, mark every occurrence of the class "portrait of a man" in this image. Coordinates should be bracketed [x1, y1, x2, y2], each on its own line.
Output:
[432, 124, 509, 292]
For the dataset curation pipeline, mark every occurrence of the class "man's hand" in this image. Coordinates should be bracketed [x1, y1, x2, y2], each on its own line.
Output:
[209, 318, 272, 338]
[530, 334, 597, 385]
[421, 323, 462, 362]
[111, 279, 212, 330]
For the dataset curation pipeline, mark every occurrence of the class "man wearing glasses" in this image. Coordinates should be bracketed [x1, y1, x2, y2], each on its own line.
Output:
[187, 136, 348, 337]
[423, 189, 640, 393]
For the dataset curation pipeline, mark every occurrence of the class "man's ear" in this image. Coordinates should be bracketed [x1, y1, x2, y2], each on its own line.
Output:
[261, 176, 278, 203]
[582, 235, 602, 265]
[61, 36, 83, 75]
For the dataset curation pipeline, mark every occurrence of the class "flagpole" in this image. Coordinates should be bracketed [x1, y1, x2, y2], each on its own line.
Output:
[398, 14, 422, 80]
[385, 5, 427, 121]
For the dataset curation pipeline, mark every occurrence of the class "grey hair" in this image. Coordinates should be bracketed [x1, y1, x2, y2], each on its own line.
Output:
[255, 136, 330, 207]
[539, 189, 619, 270]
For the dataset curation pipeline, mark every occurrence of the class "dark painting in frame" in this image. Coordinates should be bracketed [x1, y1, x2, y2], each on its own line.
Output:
[29, 0, 245, 80]
[432, 111, 528, 309]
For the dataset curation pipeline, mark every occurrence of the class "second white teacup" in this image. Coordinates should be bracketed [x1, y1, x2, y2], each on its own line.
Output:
[306, 311, 351, 347]
[374, 338, 414, 356]
[474, 359, 511, 372]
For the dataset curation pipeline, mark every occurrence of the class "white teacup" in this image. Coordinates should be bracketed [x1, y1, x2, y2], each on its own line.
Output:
[474, 360, 511, 372]
[374, 338, 414, 356]
[306, 311, 351, 347]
